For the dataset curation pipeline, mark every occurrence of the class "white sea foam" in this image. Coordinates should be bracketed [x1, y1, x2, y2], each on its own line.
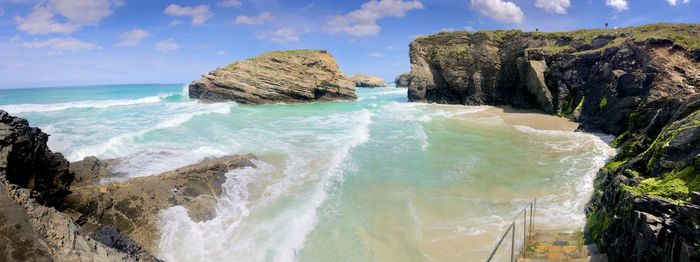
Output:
[156, 109, 374, 262]
[67, 102, 232, 161]
[0, 95, 164, 114]
[181, 84, 189, 98]
[512, 125, 616, 229]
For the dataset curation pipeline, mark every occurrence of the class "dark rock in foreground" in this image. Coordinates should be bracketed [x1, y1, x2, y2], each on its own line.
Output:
[189, 50, 357, 104]
[1, 110, 71, 208]
[1, 110, 153, 261]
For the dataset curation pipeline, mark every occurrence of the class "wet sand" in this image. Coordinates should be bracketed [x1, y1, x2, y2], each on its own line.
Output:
[432, 104, 580, 131]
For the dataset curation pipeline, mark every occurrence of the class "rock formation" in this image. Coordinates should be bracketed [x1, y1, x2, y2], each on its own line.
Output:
[1, 111, 71, 208]
[1, 109, 258, 260]
[1, 110, 157, 261]
[395, 73, 412, 88]
[405, 23, 700, 261]
[65, 154, 257, 254]
[189, 50, 357, 104]
[351, 74, 387, 87]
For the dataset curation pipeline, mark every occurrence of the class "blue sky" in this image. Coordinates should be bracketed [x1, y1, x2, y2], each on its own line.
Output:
[0, 0, 698, 88]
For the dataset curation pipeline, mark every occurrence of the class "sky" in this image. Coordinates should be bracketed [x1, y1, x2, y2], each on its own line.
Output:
[0, 0, 698, 88]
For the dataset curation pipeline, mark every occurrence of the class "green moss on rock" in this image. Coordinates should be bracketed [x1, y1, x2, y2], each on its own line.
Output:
[623, 166, 699, 202]
[610, 131, 628, 148]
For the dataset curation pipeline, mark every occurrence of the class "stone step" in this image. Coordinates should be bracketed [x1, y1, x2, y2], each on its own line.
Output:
[520, 230, 607, 262]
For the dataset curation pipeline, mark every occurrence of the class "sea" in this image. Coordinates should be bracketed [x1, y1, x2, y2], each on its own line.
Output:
[0, 84, 615, 261]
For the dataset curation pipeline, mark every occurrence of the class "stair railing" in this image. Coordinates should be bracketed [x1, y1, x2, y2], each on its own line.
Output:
[486, 198, 536, 262]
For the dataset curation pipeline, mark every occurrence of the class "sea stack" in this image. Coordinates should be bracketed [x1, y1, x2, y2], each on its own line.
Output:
[351, 75, 387, 87]
[189, 50, 357, 104]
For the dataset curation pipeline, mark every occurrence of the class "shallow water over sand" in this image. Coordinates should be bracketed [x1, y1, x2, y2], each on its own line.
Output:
[0, 84, 615, 261]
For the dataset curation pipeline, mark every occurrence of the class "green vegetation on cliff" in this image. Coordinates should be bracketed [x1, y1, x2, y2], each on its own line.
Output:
[622, 166, 699, 201]
[419, 23, 700, 58]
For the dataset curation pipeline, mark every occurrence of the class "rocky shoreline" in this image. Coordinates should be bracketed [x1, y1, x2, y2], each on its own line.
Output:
[1, 110, 258, 260]
[405, 23, 700, 260]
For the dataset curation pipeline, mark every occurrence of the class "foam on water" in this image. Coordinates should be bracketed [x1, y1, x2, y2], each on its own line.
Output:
[157, 109, 374, 262]
[0, 95, 165, 114]
[0, 85, 618, 261]
[67, 101, 232, 162]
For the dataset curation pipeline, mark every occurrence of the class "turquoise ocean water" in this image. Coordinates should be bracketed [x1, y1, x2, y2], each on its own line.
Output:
[0, 84, 614, 261]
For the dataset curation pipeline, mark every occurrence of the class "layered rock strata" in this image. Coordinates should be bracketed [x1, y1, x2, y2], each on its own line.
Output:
[189, 50, 357, 104]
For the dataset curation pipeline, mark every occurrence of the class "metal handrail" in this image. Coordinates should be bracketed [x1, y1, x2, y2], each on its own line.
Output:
[486, 199, 536, 262]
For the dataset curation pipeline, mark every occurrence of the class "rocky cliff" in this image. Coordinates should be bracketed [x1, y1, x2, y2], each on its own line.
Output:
[406, 23, 700, 261]
[189, 49, 357, 104]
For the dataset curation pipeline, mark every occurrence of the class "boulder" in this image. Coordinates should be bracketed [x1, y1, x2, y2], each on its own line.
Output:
[395, 73, 412, 88]
[189, 50, 356, 104]
[65, 154, 258, 253]
[523, 59, 554, 113]
[351, 75, 386, 87]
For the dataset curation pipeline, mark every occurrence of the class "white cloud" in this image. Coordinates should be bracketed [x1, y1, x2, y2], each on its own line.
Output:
[155, 38, 180, 53]
[367, 52, 386, 57]
[164, 4, 213, 26]
[666, 0, 690, 5]
[534, 0, 570, 14]
[258, 28, 300, 43]
[327, 0, 424, 37]
[606, 0, 629, 11]
[234, 12, 274, 25]
[51, 0, 121, 24]
[470, 0, 524, 24]
[218, 0, 242, 8]
[114, 28, 150, 47]
[24, 37, 101, 55]
[15, 0, 121, 35]
[216, 50, 227, 55]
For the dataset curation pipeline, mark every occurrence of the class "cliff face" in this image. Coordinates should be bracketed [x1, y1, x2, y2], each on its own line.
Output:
[189, 49, 357, 104]
[407, 23, 700, 261]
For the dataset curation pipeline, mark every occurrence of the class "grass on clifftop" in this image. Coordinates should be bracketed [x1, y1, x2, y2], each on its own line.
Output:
[226, 49, 327, 69]
[418, 23, 700, 55]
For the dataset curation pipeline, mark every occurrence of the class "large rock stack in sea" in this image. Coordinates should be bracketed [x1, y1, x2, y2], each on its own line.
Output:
[189, 49, 357, 104]
[404, 23, 700, 261]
